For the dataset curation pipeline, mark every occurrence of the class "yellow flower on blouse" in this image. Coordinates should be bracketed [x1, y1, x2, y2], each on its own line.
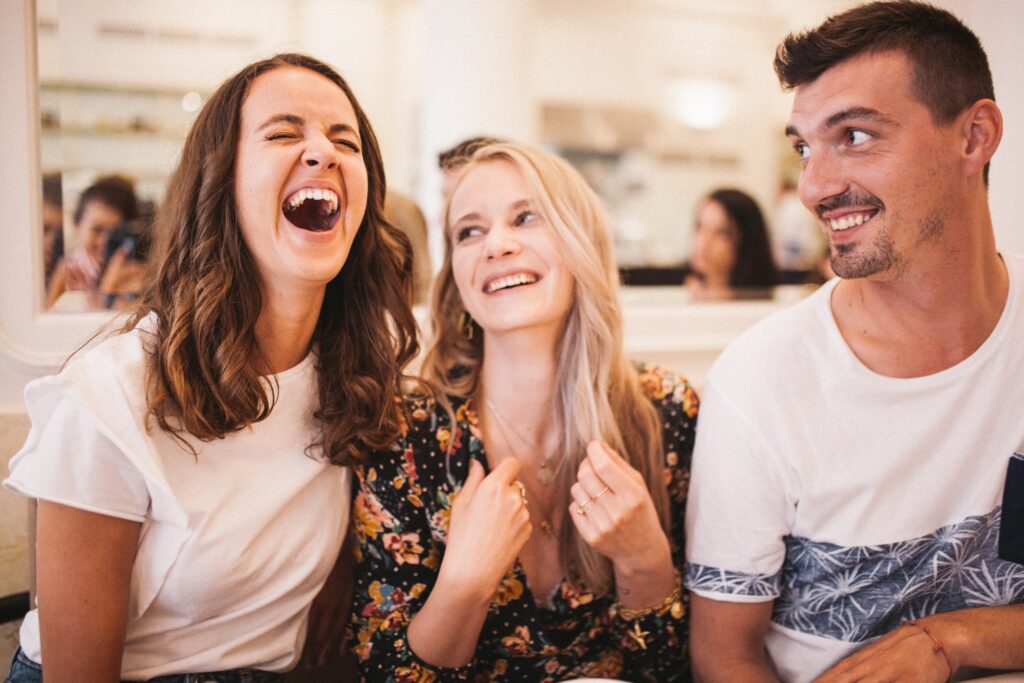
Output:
[493, 573, 525, 606]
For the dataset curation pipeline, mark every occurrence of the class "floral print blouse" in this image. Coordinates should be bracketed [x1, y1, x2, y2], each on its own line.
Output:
[350, 366, 699, 682]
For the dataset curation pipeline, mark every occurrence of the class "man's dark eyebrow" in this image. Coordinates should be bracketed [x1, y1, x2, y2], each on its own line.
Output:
[786, 107, 897, 138]
[823, 107, 897, 130]
[257, 115, 361, 141]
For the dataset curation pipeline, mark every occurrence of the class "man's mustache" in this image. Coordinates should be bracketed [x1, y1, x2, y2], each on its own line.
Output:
[816, 192, 884, 219]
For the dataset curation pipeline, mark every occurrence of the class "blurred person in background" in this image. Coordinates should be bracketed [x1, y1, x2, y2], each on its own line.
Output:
[384, 191, 432, 304]
[41, 173, 64, 290]
[771, 178, 826, 284]
[45, 174, 139, 310]
[438, 136, 505, 203]
[684, 188, 779, 300]
[98, 199, 156, 309]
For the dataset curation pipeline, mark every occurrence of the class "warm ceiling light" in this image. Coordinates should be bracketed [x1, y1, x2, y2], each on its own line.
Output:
[181, 91, 202, 113]
[666, 77, 737, 130]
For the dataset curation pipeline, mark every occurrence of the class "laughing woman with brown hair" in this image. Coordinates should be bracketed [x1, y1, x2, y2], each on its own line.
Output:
[3, 53, 416, 683]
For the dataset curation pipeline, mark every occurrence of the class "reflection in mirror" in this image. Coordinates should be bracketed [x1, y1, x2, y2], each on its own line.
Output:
[34, 0, 857, 313]
[37, 1, 207, 311]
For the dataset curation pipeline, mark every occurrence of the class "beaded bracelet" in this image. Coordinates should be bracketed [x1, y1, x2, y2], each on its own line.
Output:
[902, 620, 953, 682]
[615, 569, 685, 621]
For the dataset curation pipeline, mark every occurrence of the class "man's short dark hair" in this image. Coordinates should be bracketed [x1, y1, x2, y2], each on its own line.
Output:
[437, 136, 504, 171]
[42, 173, 62, 209]
[74, 174, 139, 224]
[774, 1, 993, 125]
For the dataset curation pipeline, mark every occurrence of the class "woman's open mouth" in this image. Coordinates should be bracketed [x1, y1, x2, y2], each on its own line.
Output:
[282, 187, 341, 232]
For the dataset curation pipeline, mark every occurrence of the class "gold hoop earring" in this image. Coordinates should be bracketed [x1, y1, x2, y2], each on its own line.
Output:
[458, 311, 475, 340]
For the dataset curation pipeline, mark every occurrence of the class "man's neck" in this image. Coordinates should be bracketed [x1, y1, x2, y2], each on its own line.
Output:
[831, 232, 1007, 378]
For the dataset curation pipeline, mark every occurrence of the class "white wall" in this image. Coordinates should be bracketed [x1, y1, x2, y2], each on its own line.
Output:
[943, 0, 1024, 253]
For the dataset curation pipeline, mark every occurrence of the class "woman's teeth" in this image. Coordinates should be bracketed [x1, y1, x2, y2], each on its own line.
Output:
[282, 187, 341, 232]
[286, 188, 339, 213]
[485, 273, 537, 293]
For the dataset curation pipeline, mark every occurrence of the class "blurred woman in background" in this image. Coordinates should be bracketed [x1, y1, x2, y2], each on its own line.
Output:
[684, 187, 779, 299]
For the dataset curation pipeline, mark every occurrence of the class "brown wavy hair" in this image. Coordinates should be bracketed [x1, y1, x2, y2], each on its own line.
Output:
[422, 143, 667, 593]
[123, 53, 418, 466]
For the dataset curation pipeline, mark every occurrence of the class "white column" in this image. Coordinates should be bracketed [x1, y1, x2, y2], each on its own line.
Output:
[294, 0, 399, 185]
[416, 0, 539, 270]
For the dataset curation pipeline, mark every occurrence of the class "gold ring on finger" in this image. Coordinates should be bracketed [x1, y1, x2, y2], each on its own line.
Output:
[591, 485, 611, 502]
[511, 480, 528, 505]
[575, 499, 591, 516]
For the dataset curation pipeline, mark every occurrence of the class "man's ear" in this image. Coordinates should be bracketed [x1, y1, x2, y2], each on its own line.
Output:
[960, 98, 1003, 177]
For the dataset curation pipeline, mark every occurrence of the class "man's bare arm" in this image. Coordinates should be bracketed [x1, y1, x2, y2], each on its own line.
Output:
[817, 604, 1024, 682]
[690, 594, 781, 683]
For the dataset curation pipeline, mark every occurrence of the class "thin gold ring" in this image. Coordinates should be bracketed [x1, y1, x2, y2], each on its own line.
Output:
[591, 485, 611, 502]
[511, 480, 528, 505]
[575, 499, 591, 515]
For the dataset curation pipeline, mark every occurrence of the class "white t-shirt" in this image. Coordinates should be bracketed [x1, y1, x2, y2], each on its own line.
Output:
[685, 253, 1024, 682]
[4, 321, 350, 679]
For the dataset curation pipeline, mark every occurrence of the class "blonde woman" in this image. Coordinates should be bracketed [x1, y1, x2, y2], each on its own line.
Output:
[350, 143, 698, 681]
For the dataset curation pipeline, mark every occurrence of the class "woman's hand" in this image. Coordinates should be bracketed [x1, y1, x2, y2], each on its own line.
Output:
[438, 457, 532, 603]
[407, 457, 532, 669]
[568, 440, 674, 605]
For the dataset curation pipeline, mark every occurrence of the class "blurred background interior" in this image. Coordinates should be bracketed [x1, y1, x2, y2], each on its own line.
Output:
[2, 0, 1023, 667]
[34, 0, 876, 313]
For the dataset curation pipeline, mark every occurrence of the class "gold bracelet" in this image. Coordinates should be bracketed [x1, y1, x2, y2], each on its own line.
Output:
[614, 569, 685, 622]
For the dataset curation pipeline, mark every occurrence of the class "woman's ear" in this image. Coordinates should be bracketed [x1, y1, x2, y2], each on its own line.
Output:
[960, 99, 1003, 179]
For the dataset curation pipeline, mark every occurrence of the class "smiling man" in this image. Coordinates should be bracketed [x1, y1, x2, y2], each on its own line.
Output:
[684, 2, 1024, 682]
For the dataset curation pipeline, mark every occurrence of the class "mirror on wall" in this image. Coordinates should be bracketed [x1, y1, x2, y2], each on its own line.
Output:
[35, 0, 847, 313]
[35, 0, 297, 312]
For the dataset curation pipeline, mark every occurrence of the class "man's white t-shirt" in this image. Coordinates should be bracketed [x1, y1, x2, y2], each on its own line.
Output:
[685, 253, 1024, 682]
[4, 321, 350, 679]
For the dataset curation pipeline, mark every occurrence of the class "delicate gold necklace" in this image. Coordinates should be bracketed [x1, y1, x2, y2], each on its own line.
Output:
[484, 398, 560, 486]
[484, 398, 559, 536]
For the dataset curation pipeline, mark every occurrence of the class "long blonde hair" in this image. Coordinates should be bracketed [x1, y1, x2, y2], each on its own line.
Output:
[421, 143, 667, 593]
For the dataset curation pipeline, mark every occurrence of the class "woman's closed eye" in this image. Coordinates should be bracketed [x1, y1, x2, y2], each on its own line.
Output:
[334, 139, 361, 153]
